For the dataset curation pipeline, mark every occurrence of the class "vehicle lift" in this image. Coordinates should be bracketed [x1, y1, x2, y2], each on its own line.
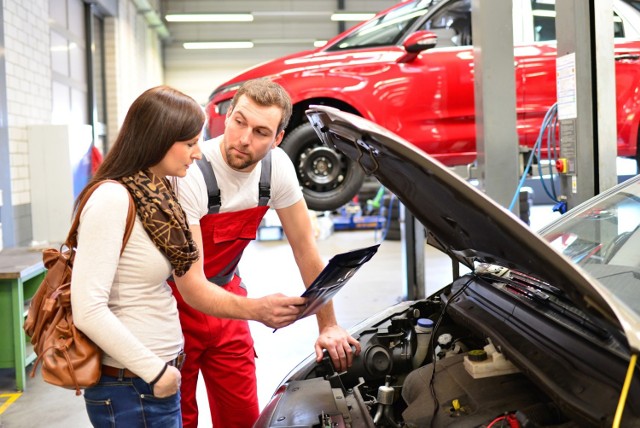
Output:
[404, 0, 618, 301]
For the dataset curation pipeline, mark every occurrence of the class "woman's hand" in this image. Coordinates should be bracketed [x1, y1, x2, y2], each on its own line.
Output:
[152, 365, 181, 398]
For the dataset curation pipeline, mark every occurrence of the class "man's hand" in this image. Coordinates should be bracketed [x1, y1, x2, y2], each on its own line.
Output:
[253, 294, 307, 329]
[152, 365, 181, 398]
[315, 325, 361, 372]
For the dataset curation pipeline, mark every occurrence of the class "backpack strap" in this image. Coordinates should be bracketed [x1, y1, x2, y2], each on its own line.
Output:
[67, 180, 136, 255]
[196, 151, 273, 214]
[120, 188, 136, 255]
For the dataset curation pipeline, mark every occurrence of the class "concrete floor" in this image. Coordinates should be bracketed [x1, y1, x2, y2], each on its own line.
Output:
[0, 206, 559, 427]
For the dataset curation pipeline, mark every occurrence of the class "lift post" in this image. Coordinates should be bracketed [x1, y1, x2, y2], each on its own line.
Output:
[472, 0, 520, 215]
[555, 0, 618, 209]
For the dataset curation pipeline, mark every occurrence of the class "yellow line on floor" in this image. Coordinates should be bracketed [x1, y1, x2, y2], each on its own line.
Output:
[0, 392, 22, 414]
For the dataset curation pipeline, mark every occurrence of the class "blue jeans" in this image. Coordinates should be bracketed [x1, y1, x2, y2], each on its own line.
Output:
[83, 374, 182, 428]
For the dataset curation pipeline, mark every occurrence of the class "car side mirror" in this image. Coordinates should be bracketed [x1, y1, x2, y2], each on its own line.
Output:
[398, 31, 438, 63]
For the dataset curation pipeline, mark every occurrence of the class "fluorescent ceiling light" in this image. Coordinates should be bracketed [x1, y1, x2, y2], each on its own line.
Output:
[166, 13, 253, 22]
[330, 13, 375, 22]
[252, 11, 330, 18]
[183, 41, 254, 50]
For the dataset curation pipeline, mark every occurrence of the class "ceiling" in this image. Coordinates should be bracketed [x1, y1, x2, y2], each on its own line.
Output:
[160, 1, 397, 68]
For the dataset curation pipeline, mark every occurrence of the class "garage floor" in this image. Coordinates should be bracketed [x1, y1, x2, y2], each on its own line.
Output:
[0, 206, 559, 427]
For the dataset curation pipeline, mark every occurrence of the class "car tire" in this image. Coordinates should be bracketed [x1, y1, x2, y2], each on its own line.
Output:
[282, 122, 365, 211]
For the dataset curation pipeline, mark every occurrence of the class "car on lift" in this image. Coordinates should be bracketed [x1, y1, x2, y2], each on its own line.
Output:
[253, 106, 640, 428]
[205, 0, 640, 212]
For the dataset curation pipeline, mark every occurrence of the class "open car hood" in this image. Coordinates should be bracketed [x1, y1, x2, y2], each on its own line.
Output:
[305, 105, 621, 329]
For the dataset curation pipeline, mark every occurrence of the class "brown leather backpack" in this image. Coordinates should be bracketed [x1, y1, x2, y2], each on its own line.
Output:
[23, 180, 135, 395]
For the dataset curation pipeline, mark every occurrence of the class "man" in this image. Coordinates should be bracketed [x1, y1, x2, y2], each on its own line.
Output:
[168, 79, 361, 427]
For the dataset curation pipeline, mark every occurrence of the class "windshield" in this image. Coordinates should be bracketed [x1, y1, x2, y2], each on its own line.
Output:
[326, 0, 433, 51]
[541, 177, 640, 309]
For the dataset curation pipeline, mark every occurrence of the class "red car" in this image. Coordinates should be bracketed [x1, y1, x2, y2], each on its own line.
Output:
[205, 0, 640, 211]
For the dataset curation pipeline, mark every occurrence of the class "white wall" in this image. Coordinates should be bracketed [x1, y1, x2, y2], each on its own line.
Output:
[3, 0, 51, 209]
[105, 0, 164, 149]
[160, 0, 398, 105]
[1, 0, 166, 246]
[164, 63, 259, 106]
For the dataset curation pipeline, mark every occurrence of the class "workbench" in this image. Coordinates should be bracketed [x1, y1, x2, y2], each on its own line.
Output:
[0, 247, 46, 391]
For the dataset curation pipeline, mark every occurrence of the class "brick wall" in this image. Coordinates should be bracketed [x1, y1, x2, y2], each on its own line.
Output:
[1, 0, 164, 247]
[3, 0, 51, 245]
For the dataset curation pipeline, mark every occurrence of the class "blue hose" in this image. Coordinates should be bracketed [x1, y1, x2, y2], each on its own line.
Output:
[508, 103, 560, 212]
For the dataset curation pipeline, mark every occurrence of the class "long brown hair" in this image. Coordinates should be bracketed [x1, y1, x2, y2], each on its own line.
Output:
[75, 85, 205, 210]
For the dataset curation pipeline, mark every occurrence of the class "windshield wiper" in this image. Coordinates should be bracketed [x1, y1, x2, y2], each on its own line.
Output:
[475, 264, 611, 340]
[476, 264, 564, 297]
[501, 277, 611, 341]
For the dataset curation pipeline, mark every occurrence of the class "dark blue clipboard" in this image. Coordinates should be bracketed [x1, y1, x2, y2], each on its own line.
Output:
[296, 244, 380, 321]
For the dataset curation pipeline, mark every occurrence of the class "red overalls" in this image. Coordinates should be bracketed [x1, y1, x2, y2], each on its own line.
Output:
[168, 153, 272, 428]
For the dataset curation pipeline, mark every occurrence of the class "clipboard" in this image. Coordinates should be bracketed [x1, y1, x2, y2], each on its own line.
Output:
[296, 244, 380, 321]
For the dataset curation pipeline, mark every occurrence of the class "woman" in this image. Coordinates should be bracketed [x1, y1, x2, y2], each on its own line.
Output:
[71, 86, 305, 427]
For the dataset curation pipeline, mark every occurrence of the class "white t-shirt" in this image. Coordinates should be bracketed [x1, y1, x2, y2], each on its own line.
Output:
[71, 181, 183, 383]
[177, 136, 303, 224]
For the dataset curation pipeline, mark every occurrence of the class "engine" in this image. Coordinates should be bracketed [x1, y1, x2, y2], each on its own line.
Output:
[255, 294, 574, 428]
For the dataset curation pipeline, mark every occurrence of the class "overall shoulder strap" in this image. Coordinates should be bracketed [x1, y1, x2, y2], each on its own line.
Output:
[258, 151, 272, 207]
[197, 151, 272, 212]
[195, 156, 221, 214]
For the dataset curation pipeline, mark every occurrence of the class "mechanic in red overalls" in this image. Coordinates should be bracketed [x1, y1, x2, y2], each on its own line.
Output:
[168, 79, 361, 428]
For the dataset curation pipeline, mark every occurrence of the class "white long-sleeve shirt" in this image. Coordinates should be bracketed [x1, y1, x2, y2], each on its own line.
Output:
[71, 181, 183, 383]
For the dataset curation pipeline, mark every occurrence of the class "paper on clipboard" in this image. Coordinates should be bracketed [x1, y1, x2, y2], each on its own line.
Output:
[296, 244, 380, 320]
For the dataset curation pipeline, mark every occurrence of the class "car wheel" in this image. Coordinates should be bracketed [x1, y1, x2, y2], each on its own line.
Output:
[282, 122, 365, 211]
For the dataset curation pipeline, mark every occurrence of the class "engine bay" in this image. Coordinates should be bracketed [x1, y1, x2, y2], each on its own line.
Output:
[255, 272, 639, 428]
[275, 302, 569, 427]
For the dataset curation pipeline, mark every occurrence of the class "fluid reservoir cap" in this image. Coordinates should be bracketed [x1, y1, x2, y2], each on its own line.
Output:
[467, 349, 488, 362]
[437, 333, 453, 346]
[416, 318, 433, 332]
[417, 318, 434, 329]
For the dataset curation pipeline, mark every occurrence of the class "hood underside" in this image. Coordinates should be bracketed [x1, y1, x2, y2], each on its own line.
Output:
[305, 105, 619, 327]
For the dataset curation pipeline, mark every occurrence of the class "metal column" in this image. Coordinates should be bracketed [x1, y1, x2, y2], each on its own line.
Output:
[403, 209, 426, 300]
[404, 0, 520, 300]
[555, 0, 617, 208]
[472, 0, 520, 213]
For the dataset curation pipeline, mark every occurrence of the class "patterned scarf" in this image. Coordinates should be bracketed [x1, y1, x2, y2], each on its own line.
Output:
[120, 170, 199, 277]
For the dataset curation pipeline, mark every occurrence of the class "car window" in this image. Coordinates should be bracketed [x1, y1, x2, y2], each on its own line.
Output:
[326, 0, 632, 52]
[625, 0, 640, 13]
[544, 180, 640, 272]
[419, 0, 472, 47]
[531, 0, 626, 41]
[326, 0, 431, 51]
